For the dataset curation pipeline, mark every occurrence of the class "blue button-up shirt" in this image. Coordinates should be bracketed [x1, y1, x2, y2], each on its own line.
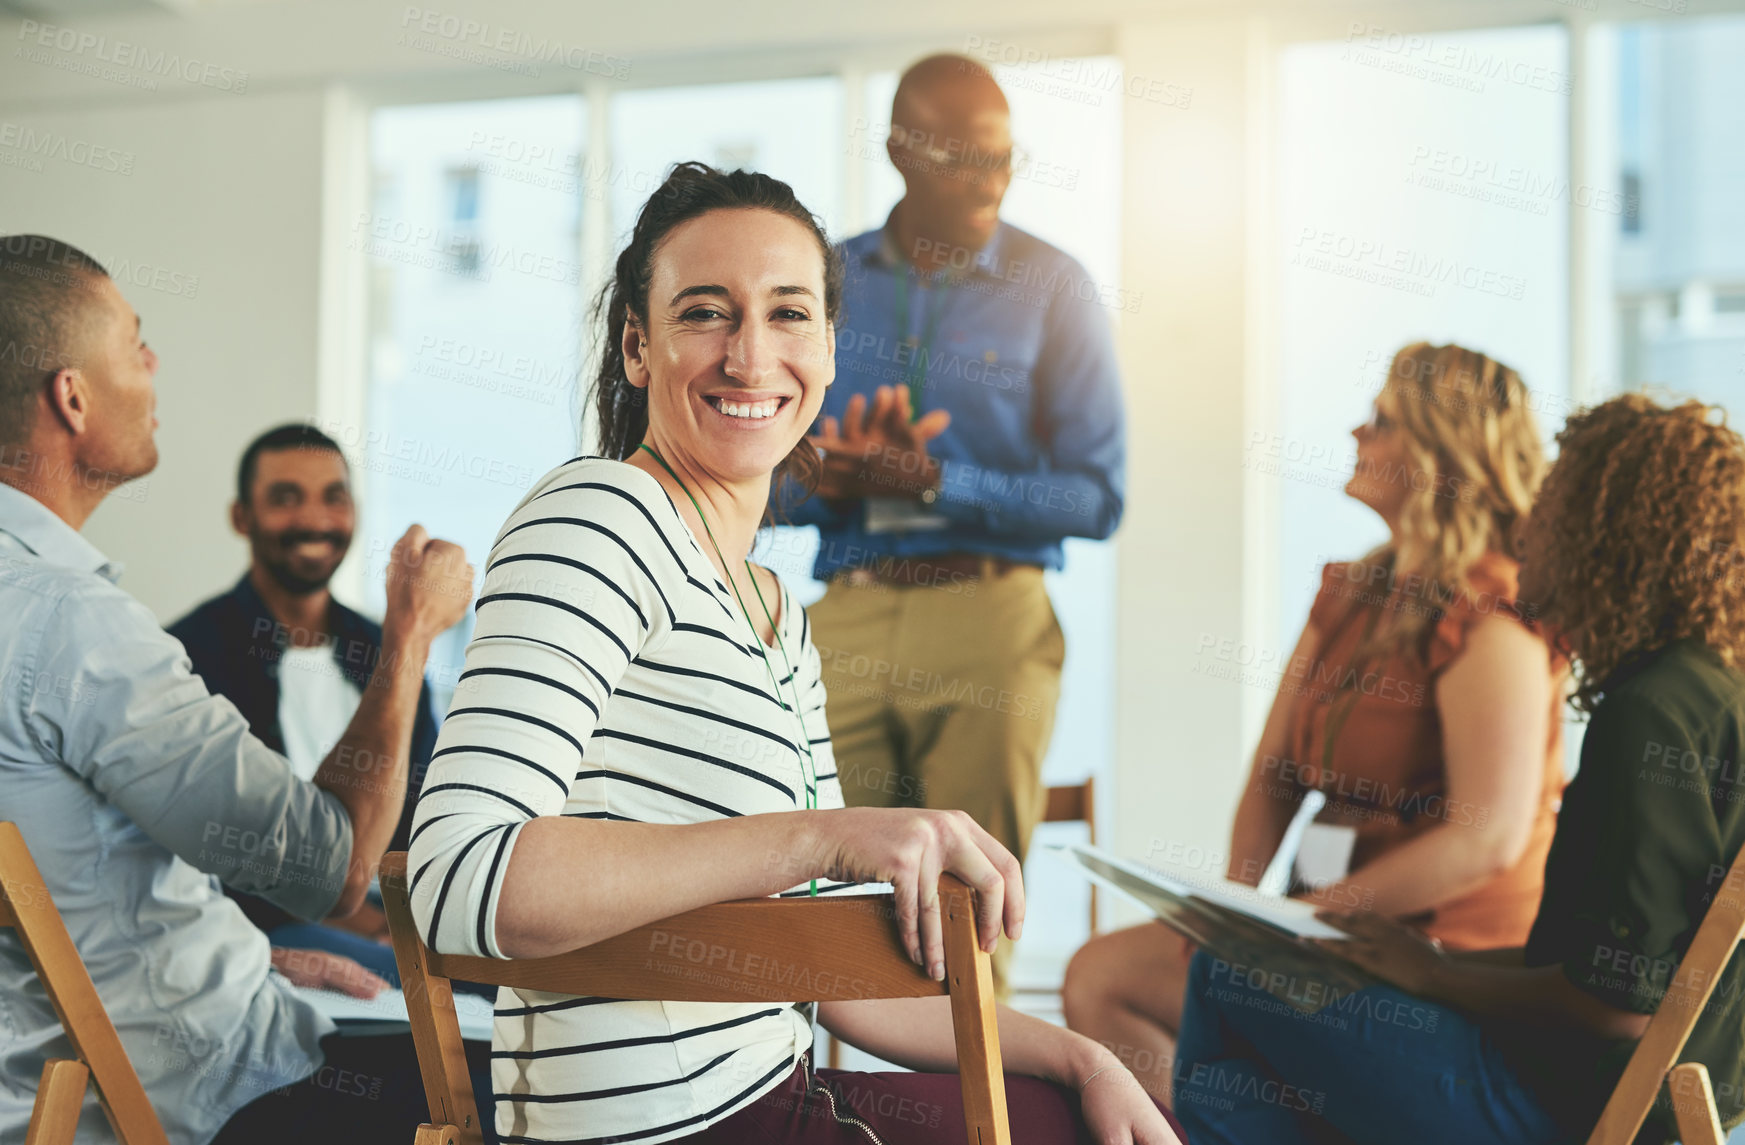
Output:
[0, 483, 348, 1144]
[780, 216, 1126, 576]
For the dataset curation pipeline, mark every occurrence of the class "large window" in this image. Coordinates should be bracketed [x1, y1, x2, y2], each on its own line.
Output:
[1599, 15, 1745, 406]
[607, 77, 846, 242]
[1269, 13, 1745, 660]
[353, 96, 588, 706]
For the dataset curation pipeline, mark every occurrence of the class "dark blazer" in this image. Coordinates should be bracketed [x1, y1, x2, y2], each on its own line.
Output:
[168, 573, 438, 929]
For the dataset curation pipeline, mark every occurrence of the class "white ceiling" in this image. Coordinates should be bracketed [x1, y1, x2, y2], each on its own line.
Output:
[5, 0, 1745, 112]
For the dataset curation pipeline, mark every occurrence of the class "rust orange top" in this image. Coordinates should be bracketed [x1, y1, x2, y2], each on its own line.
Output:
[1275, 551, 1566, 951]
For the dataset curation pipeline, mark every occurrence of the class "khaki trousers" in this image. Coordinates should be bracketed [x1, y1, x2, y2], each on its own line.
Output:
[809, 563, 1065, 997]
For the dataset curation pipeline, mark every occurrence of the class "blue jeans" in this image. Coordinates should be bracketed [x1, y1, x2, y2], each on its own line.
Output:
[1173, 949, 1580, 1145]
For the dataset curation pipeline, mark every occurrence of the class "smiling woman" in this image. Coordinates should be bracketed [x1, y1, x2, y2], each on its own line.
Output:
[405, 162, 1184, 1145]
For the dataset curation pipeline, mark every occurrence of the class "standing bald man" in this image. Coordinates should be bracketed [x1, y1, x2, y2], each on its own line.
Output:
[780, 55, 1125, 996]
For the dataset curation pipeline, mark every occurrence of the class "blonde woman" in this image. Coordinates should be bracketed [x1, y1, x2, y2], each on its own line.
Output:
[1063, 343, 1567, 1101]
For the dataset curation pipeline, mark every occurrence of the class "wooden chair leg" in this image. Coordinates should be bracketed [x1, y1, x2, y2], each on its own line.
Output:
[942, 880, 1012, 1145]
[1668, 1063, 1726, 1145]
[24, 1059, 89, 1145]
[384, 865, 483, 1145]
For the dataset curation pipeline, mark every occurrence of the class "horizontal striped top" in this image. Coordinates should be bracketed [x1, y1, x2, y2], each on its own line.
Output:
[408, 457, 870, 1145]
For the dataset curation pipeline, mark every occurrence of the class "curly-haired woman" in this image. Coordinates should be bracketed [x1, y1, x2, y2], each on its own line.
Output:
[408, 163, 1184, 1145]
[1170, 393, 1745, 1145]
[1065, 343, 1568, 1099]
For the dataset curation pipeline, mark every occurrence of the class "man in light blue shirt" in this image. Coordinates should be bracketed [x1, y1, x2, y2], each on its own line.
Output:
[0, 235, 477, 1144]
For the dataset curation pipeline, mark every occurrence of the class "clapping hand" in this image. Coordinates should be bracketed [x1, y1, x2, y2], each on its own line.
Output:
[809, 385, 950, 501]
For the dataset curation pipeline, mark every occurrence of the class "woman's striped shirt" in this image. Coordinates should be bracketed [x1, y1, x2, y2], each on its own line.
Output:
[408, 457, 868, 1145]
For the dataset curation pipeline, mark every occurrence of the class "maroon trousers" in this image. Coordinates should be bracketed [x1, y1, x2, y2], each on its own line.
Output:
[674, 1058, 1187, 1144]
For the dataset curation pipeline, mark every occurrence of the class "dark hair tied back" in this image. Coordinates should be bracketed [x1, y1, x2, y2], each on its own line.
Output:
[589, 162, 841, 500]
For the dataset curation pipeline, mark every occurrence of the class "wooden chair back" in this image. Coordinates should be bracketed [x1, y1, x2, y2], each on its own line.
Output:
[380, 852, 1012, 1145]
[1586, 835, 1745, 1145]
[0, 822, 167, 1145]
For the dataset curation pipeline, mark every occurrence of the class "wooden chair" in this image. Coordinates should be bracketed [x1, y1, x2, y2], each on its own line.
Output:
[0, 822, 167, 1145]
[1586, 834, 1745, 1145]
[380, 851, 1012, 1145]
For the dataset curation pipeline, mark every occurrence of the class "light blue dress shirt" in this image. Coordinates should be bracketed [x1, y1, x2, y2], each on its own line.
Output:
[0, 482, 350, 1144]
[778, 216, 1127, 577]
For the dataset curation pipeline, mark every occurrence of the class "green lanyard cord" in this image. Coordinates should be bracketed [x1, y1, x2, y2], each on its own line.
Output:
[636, 444, 818, 896]
[892, 262, 949, 418]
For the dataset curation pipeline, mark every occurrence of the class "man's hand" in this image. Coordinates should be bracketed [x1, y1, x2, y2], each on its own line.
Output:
[810, 385, 950, 501]
[383, 525, 474, 645]
[327, 901, 392, 943]
[270, 947, 390, 1000]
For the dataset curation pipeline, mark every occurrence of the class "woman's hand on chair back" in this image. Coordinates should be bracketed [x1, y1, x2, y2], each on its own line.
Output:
[818, 807, 1024, 982]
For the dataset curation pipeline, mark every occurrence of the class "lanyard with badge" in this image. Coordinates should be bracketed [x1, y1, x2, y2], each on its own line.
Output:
[866, 259, 952, 535]
[892, 261, 950, 414]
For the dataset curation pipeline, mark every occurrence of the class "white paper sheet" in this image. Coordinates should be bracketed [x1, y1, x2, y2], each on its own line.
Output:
[1293, 821, 1358, 889]
[295, 983, 495, 1041]
[1045, 842, 1349, 941]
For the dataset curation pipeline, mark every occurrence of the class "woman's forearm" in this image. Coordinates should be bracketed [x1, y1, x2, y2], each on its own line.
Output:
[1425, 962, 1649, 1041]
[819, 996, 1111, 1086]
[1306, 820, 1520, 918]
[493, 810, 829, 958]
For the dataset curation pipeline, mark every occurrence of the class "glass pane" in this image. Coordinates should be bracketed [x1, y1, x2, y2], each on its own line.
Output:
[1603, 16, 1745, 406]
[607, 77, 845, 242]
[358, 96, 587, 709]
[1274, 27, 1572, 652]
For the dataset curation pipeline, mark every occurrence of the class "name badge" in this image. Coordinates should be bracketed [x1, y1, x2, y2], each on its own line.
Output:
[864, 497, 949, 534]
[1293, 822, 1358, 890]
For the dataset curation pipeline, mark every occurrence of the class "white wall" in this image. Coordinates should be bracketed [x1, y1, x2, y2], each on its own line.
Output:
[1109, 15, 1263, 920]
[1, 89, 328, 622]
